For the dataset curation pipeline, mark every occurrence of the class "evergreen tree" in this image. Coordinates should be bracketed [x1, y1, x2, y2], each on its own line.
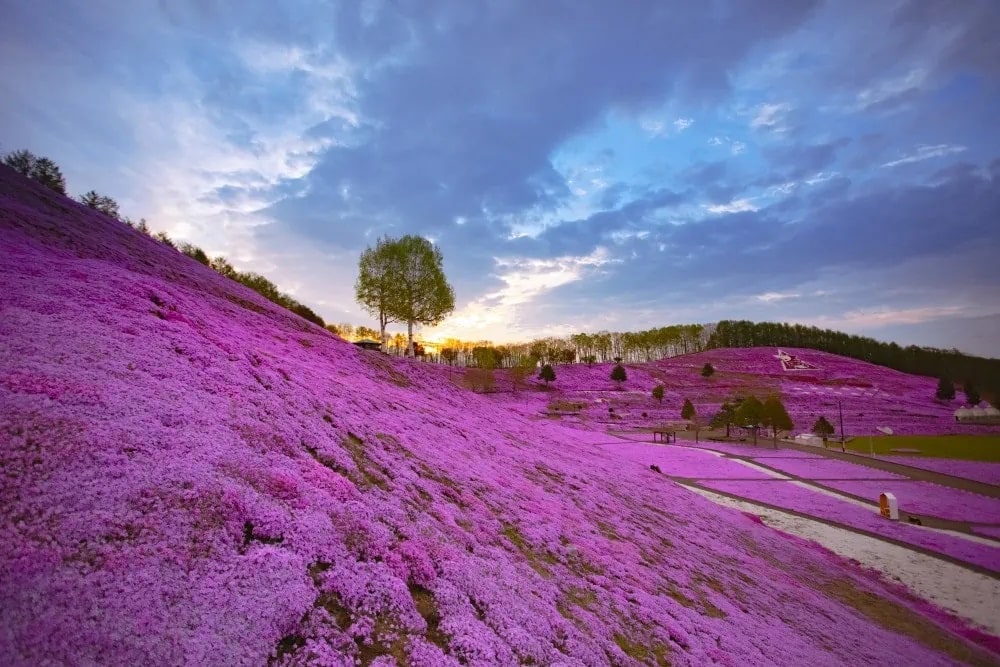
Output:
[811, 416, 836, 447]
[30, 158, 66, 194]
[709, 399, 740, 438]
[3, 150, 67, 194]
[935, 376, 956, 400]
[680, 398, 695, 420]
[610, 363, 627, 387]
[701, 362, 715, 378]
[734, 395, 764, 445]
[963, 380, 980, 406]
[539, 363, 556, 386]
[651, 385, 664, 404]
[79, 190, 120, 219]
[762, 395, 794, 447]
[179, 243, 211, 266]
[3, 149, 36, 175]
[154, 231, 176, 248]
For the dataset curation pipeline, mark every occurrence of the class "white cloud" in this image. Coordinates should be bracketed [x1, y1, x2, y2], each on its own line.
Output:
[754, 291, 800, 303]
[805, 171, 839, 185]
[811, 305, 971, 328]
[881, 144, 967, 168]
[768, 181, 797, 196]
[429, 247, 621, 342]
[639, 117, 668, 137]
[708, 136, 747, 155]
[750, 102, 791, 132]
[673, 117, 694, 132]
[705, 198, 757, 215]
[856, 68, 926, 111]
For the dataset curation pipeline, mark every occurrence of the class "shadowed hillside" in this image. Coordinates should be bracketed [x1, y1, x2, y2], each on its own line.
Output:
[2, 166, 997, 665]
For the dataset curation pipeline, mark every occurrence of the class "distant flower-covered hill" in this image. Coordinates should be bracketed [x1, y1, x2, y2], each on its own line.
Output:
[1, 166, 996, 665]
[507, 348, 1000, 437]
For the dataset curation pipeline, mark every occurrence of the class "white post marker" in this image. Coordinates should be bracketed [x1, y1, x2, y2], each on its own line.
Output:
[879, 492, 899, 521]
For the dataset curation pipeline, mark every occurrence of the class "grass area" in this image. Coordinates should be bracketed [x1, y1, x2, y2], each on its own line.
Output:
[843, 435, 1000, 462]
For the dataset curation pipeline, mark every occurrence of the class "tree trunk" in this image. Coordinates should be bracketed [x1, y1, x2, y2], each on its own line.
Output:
[407, 320, 414, 357]
[379, 309, 388, 352]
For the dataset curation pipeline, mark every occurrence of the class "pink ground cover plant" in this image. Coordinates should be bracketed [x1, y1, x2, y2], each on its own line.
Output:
[607, 443, 783, 479]
[748, 457, 908, 480]
[814, 480, 1000, 523]
[698, 481, 1000, 573]
[874, 456, 1000, 486]
[520, 346, 1000, 437]
[2, 169, 997, 665]
[677, 442, 823, 459]
[972, 526, 1000, 540]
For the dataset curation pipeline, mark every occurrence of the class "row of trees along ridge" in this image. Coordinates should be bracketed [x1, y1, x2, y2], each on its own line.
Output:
[708, 319, 1000, 404]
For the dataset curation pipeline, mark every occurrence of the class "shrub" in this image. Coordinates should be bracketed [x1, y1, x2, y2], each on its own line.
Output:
[610, 364, 627, 387]
[652, 385, 664, 403]
[539, 364, 556, 385]
[701, 362, 715, 378]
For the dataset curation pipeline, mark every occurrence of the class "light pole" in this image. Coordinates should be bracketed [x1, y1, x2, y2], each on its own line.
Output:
[838, 399, 845, 453]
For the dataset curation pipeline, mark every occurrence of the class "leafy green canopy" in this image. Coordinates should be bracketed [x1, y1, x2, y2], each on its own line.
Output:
[356, 235, 455, 352]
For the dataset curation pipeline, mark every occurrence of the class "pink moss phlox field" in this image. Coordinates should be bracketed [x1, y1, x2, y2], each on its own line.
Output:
[679, 442, 822, 458]
[612, 443, 783, 479]
[874, 456, 1000, 486]
[815, 480, 1000, 523]
[699, 481, 1000, 572]
[972, 526, 1000, 540]
[518, 346, 1000, 437]
[1, 168, 996, 665]
[750, 457, 909, 480]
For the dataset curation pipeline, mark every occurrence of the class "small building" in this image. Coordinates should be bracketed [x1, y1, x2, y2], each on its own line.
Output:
[353, 338, 382, 352]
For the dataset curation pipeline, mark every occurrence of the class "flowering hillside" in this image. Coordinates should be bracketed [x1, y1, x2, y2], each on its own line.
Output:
[1, 167, 997, 665]
[512, 348, 1000, 437]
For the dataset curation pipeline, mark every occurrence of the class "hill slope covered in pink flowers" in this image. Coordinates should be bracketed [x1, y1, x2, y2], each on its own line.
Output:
[1, 167, 997, 666]
[510, 348, 1000, 437]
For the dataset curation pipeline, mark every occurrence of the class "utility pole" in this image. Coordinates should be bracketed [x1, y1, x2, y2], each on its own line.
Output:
[838, 399, 846, 453]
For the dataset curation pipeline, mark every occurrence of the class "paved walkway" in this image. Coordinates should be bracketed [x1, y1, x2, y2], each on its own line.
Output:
[606, 429, 999, 577]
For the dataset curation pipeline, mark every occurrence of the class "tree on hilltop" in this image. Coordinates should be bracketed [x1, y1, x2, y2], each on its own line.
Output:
[79, 190, 121, 219]
[356, 235, 455, 355]
[3, 149, 67, 194]
[3, 149, 35, 175]
[179, 243, 211, 266]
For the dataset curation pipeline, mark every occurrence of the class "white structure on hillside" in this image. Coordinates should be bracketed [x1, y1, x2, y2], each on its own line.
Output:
[954, 406, 1000, 421]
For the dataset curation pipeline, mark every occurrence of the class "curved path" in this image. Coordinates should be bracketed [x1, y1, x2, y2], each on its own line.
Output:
[607, 430, 999, 578]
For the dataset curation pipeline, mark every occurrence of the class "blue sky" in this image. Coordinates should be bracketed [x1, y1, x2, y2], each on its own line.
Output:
[2, 1, 998, 355]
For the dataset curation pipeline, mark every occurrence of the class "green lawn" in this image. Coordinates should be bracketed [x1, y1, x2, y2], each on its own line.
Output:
[843, 435, 1000, 462]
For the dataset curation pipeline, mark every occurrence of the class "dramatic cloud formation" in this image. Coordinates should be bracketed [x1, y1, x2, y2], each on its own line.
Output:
[2, 0, 998, 355]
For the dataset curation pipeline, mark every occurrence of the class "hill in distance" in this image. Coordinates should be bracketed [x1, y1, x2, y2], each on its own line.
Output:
[2, 166, 997, 665]
[499, 348, 1000, 438]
